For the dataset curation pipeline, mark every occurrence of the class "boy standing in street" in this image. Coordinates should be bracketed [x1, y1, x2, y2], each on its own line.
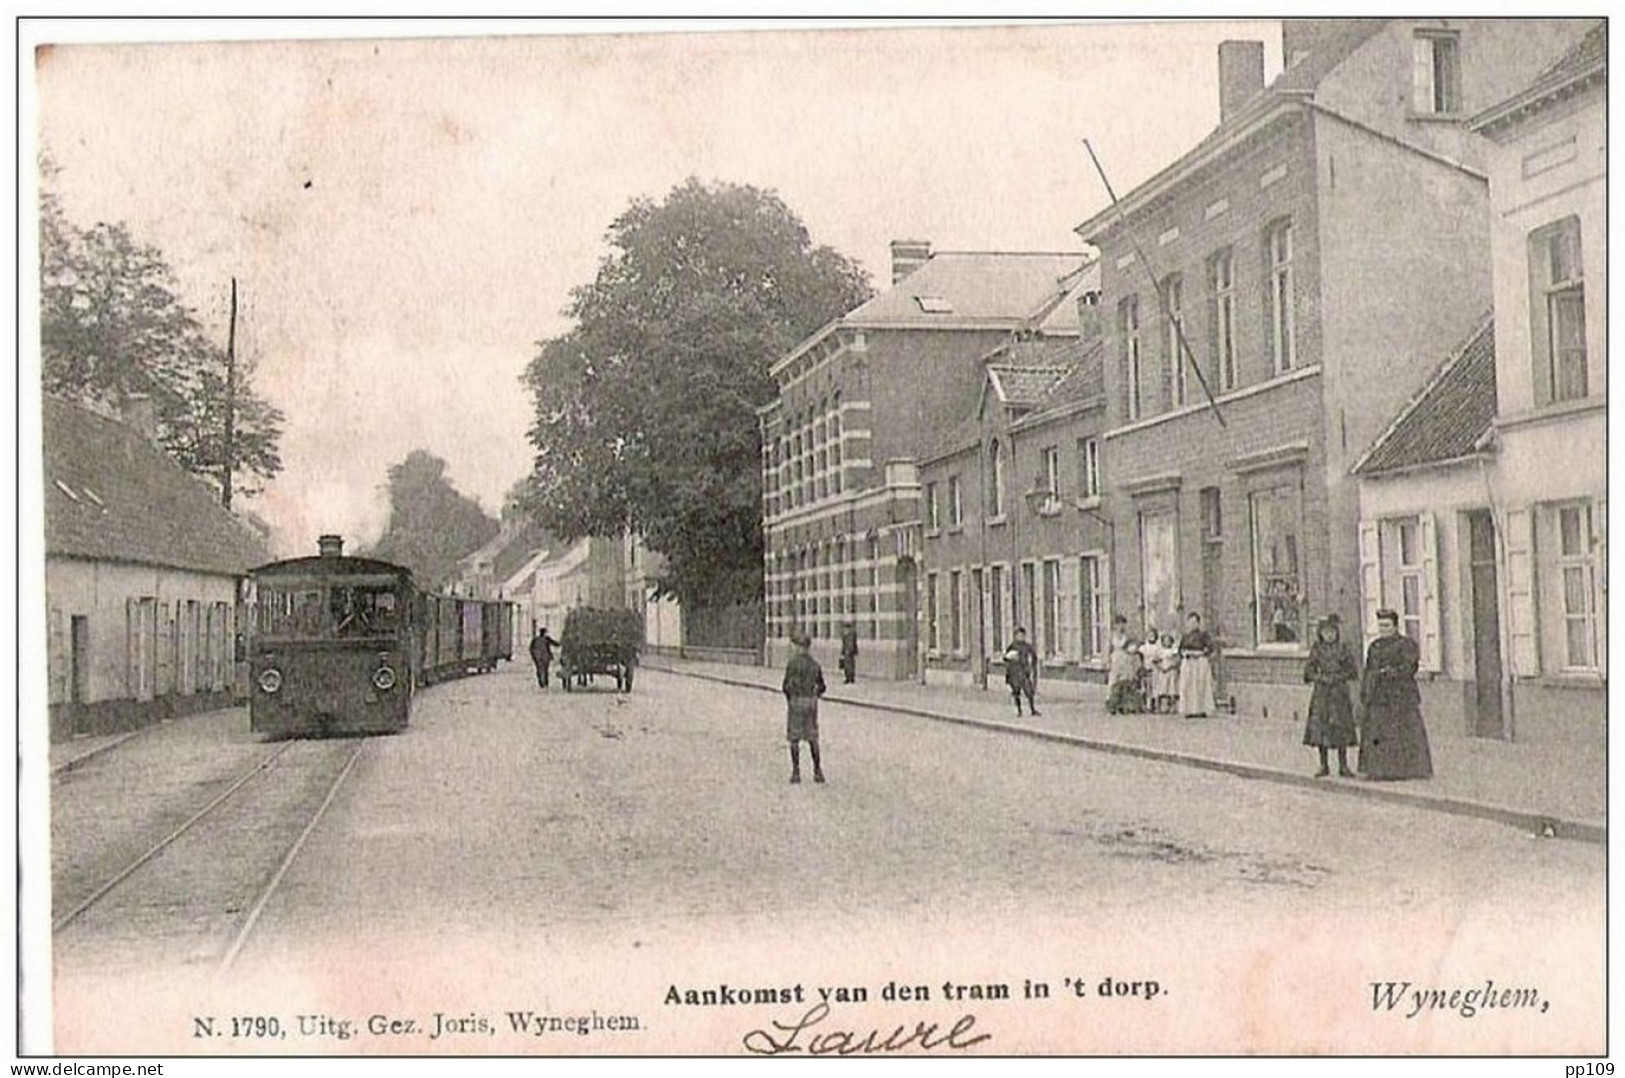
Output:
[782, 631, 827, 784]
[1003, 627, 1040, 717]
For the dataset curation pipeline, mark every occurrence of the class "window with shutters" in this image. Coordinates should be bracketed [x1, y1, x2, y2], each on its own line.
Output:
[1078, 438, 1101, 500]
[989, 440, 1006, 518]
[1265, 219, 1296, 373]
[1041, 559, 1060, 658]
[990, 564, 1007, 653]
[1550, 501, 1599, 671]
[1529, 217, 1587, 404]
[1164, 274, 1187, 408]
[949, 570, 964, 654]
[1209, 247, 1238, 391]
[1021, 562, 1038, 639]
[1381, 518, 1425, 645]
[1058, 557, 1080, 661]
[1080, 554, 1109, 660]
[924, 483, 939, 531]
[948, 474, 963, 526]
[1360, 512, 1443, 672]
[1120, 295, 1143, 421]
[926, 572, 939, 653]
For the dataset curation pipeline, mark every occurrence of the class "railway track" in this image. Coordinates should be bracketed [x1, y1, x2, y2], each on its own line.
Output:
[52, 736, 370, 979]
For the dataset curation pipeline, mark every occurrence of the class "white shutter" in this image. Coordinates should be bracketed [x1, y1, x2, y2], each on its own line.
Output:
[1001, 569, 1015, 653]
[47, 607, 66, 705]
[156, 602, 174, 697]
[1593, 497, 1606, 678]
[1100, 554, 1113, 651]
[980, 570, 993, 661]
[1358, 520, 1382, 651]
[1060, 558, 1080, 661]
[1504, 507, 1539, 676]
[1419, 511, 1442, 673]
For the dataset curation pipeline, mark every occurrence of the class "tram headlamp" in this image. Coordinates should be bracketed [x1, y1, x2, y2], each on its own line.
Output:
[258, 668, 284, 694]
[372, 666, 398, 691]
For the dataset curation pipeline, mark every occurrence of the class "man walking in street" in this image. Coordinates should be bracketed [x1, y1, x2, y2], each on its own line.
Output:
[1003, 626, 1040, 717]
[839, 621, 859, 684]
[782, 631, 827, 784]
[529, 625, 557, 689]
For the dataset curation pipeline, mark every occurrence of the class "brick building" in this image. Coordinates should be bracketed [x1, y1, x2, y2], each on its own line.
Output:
[1073, 19, 1594, 720]
[43, 395, 272, 740]
[918, 263, 1111, 687]
[760, 244, 1088, 676]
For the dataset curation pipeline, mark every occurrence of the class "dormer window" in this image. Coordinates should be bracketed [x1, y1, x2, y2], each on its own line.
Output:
[915, 296, 954, 314]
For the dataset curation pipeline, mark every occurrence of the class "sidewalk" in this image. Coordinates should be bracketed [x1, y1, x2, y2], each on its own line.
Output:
[644, 656, 1605, 843]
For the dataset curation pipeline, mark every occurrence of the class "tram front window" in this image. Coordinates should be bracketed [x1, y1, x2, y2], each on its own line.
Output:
[332, 586, 398, 637]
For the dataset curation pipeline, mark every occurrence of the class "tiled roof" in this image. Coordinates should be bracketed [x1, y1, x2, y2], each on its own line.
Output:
[987, 364, 1071, 407]
[919, 414, 984, 466]
[843, 252, 1088, 327]
[1469, 20, 1605, 132]
[1038, 338, 1106, 408]
[43, 395, 272, 575]
[1352, 315, 1496, 478]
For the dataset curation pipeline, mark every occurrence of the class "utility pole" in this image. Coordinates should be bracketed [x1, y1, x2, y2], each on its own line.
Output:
[222, 276, 237, 510]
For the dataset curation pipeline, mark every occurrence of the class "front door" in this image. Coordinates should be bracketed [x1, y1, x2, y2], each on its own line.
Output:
[1467, 510, 1505, 738]
[896, 556, 918, 679]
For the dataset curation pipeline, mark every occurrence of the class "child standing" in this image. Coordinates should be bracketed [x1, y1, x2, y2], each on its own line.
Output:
[1302, 614, 1358, 777]
[1155, 631, 1182, 713]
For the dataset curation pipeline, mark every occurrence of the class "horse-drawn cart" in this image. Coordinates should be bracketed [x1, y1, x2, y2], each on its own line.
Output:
[558, 607, 642, 692]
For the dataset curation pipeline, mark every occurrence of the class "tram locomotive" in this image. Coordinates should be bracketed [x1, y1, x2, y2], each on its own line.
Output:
[248, 535, 514, 737]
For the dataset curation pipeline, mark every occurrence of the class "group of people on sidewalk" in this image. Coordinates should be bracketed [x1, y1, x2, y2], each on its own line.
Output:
[1097, 607, 1431, 782]
[1103, 612, 1219, 718]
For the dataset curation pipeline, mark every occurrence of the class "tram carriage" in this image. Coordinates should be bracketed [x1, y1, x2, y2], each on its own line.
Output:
[249, 535, 514, 737]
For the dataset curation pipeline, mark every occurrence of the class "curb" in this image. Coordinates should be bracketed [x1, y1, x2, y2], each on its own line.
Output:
[646, 662, 1605, 845]
[50, 729, 145, 777]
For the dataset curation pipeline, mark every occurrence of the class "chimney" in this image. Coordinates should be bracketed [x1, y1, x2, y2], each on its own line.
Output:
[1218, 40, 1266, 122]
[121, 392, 158, 440]
[317, 534, 344, 558]
[890, 239, 931, 285]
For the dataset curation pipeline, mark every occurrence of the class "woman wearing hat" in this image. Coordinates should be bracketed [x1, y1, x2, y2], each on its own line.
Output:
[1358, 609, 1434, 780]
[1301, 614, 1358, 777]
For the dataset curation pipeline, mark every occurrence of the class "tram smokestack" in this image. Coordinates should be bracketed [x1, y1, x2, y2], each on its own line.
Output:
[317, 534, 344, 558]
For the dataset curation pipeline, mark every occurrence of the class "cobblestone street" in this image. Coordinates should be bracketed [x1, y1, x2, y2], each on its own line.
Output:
[51, 664, 1603, 1055]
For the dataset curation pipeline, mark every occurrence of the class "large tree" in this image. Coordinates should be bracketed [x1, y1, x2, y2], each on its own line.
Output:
[39, 174, 284, 501]
[364, 450, 500, 591]
[522, 178, 872, 607]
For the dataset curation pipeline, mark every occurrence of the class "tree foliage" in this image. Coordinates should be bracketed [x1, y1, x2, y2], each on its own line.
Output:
[39, 170, 284, 500]
[364, 450, 500, 592]
[522, 178, 872, 607]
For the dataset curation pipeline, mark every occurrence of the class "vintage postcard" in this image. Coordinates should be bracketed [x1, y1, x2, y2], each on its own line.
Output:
[18, 16, 1607, 1063]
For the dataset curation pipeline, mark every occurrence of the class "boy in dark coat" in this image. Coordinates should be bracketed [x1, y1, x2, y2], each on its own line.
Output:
[782, 632, 827, 784]
[1002, 627, 1040, 717]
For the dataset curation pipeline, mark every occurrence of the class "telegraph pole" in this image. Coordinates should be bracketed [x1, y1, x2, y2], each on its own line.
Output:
[222, 277, 237, 509]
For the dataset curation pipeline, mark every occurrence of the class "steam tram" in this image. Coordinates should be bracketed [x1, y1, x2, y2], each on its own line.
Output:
[248, 535, 514, 737]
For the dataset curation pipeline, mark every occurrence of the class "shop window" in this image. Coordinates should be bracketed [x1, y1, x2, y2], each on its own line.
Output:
[1250, 485, 1305, 645]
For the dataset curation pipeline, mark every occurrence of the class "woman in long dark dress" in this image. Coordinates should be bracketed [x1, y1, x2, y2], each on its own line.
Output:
[1302, 614, 1358, 777]
[1358, 609, 1433, 780]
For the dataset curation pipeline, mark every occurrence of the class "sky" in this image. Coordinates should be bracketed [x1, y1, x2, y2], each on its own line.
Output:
[30, 18, 1282, 558]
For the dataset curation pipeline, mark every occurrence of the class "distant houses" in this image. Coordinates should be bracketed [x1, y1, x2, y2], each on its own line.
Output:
[43, 395, 272, 740]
